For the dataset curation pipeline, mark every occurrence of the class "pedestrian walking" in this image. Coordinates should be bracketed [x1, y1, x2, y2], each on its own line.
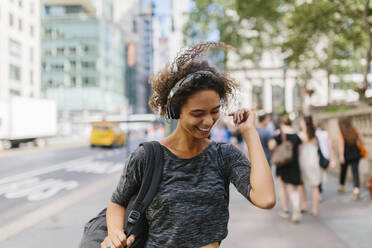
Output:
[272, 115, 302, 223]
[315, 120, 336, 199]
[337, 116, 364, 200]
[256, 113, 275, 166]
[210, 120, 230, 143]
[147, 121, 165, 141]
[97, 42, 276, 248]
[266, 113, 277, 137]
[298, 116, 321, 217]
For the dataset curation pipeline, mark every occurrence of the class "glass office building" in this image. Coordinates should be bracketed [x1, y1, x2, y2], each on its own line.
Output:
[41, 0, 127, 118]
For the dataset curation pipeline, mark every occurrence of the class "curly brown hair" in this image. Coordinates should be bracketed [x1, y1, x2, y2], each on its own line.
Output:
[148, 41, 238, 119]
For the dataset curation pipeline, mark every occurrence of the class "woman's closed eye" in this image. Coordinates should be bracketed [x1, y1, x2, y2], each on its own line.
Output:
[192, 110, 219, 118]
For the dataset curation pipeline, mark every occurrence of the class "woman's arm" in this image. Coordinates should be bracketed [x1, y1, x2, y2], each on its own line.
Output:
[230, 109, 276, 209]
[338, 131, 345, 164]
[243, 129, 276, 209]
[100, 201, 135, 248]
[328, 134, 336, 168]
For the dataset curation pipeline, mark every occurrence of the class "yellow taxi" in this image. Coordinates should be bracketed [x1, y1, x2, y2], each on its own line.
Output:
[90, 121, 126, 148]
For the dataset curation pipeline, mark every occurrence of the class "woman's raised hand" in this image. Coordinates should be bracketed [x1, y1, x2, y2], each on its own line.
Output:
[228, 109, 256, 133]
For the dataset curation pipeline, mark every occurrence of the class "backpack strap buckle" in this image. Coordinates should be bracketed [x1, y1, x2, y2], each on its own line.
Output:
[128, 210, 141, 224]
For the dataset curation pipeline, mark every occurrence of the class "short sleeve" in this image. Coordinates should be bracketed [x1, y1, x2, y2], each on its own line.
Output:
[111, 146, 146, 207]
[219, 144, 252, 202]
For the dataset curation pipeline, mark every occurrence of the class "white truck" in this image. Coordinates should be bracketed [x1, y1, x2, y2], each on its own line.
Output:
[0, 97, 57, 149]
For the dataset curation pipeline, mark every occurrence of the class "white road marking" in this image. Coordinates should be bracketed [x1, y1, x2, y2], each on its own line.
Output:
[2, 177, 79, 201]
[0, 173, 120, 242]
[28, 180, 78, 201]
[0, 152, 124, 201]
[0, 157, 88, 185]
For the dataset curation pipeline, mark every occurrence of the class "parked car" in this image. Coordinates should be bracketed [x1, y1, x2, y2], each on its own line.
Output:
[90, 121, 125, 148]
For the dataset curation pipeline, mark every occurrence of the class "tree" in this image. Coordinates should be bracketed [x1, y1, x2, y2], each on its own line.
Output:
[281, 0, 362, 105]
[184, 0, 371, 104]
[185, 0, 292, 64]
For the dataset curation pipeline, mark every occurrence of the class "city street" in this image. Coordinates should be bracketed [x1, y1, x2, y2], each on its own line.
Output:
[0, 141, 371, 248]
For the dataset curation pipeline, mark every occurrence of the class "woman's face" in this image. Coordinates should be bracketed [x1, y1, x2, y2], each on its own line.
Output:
[179, 89, 221, 139]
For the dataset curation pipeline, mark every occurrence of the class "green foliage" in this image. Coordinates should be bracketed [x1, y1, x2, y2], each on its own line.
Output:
[184, 0, 372, 99]
[323, 105, 351, 113]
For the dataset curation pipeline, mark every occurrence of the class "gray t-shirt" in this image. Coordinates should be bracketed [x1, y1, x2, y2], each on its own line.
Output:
[111, 141, 252, 248]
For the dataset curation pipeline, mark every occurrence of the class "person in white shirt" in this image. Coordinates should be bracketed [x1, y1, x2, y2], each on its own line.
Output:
[315, 121, 336, 199]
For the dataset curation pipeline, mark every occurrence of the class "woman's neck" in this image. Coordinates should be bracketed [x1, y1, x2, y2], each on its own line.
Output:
[161, 125, 210, 156]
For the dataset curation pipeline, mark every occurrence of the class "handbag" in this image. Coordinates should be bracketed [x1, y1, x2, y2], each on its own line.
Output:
[358, 144, 369, 158]
[271, 132, 293, 167]
[318, 147, 329, 169]
[79, 141, 164, 248]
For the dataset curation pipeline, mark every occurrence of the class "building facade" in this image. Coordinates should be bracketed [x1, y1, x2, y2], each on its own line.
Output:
[113, 0, 154, 114]
[41, 0, 127, 119]
[0, 0, 41, 99]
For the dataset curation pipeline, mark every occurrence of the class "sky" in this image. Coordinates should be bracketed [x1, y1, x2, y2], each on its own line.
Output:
[153, 0, 172, 37]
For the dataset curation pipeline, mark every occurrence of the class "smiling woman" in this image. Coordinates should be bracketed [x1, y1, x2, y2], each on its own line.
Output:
[90, 41, 276, 248]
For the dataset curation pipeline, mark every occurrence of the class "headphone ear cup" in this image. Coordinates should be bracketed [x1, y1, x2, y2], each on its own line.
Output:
[166, 100, 174, 119]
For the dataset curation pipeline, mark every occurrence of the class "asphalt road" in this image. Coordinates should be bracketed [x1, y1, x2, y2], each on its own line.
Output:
[1, 141, 371, 248]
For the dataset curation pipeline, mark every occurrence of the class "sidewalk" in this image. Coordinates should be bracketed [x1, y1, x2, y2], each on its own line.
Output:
[1, 171, 371, 248]
[223, 172, 372, 248]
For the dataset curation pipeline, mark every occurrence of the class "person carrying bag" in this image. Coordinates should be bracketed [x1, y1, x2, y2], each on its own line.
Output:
[79, 141, 164, 248]
[271, 131, 293, 168]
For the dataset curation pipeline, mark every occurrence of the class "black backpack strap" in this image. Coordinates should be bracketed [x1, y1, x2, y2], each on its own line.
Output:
[125, 141, 163, 234]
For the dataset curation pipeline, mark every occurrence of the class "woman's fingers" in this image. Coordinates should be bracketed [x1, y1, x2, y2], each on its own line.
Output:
[115, 229, 127, 244]
[126, 235, 135, 247]
[111, 235, 124, 248]
[101, 237, 114, 248]
[229, 109, 250, 125]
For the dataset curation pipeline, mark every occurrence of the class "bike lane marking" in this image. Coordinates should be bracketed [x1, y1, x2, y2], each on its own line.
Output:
[0, 173, 120, 242]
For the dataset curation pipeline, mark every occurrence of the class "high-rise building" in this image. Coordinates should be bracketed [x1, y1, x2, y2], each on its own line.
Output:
[41, 0, 127, 119]
[169, 0, 189, 60]
[114, 0, 154, 114]
[0, 0, 41, 99]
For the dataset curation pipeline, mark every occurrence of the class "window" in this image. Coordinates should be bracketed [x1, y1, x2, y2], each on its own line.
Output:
[51, 64, 64, 71]
[45, 49, 52, 56]
[44, 28, 52, 38]
[9, 64, 21, 81]
[83, 77, 96, 86]
[9, 39, 21, 57]
[18, 18, 22, 31]
[30, 71, 34, 85]
[56, 48, 64, 56]
[10, 89, 21, 96]
[69, 47, 76, 55]
[70, 60, 76, 70]
[30, 47, 34, 62]
[30, 2, 35, 15]
[71, 77, 76, 87]
[30, 25, 34, 37]
[81, 61, 95, 69]
[9, 13, 14, 26]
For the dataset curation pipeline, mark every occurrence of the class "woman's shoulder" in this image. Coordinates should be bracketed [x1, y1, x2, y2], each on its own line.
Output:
[126, 144, 147, 167]
[214, 142, 248, 163]
[214, 141, 241, 154]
